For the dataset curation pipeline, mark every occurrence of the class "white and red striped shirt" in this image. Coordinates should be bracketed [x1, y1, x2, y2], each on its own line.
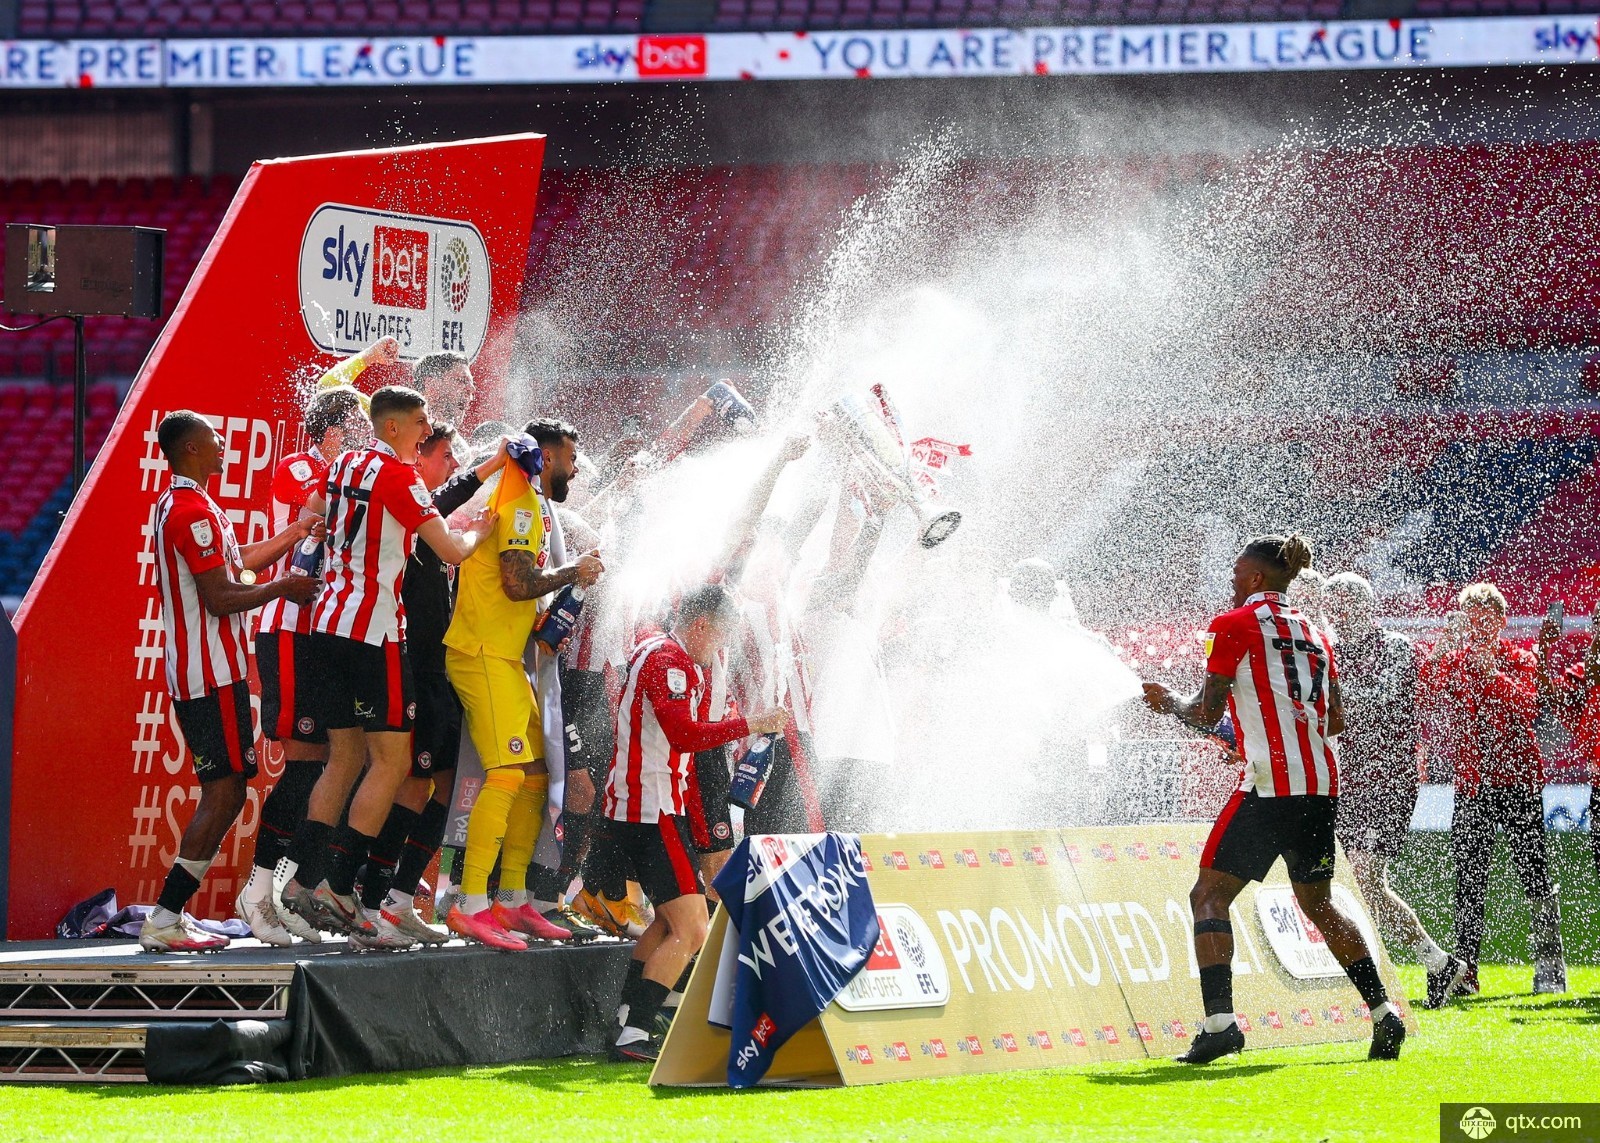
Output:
[604, 633, 751, 823]
[155, 475, 249, 701]
[311, 442, 439, 646]
[258, 447, 328, 636]
[1206, 590, 1340, 797]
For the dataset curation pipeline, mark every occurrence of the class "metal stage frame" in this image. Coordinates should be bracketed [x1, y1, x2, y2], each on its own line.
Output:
[0, 936, 632, 1084]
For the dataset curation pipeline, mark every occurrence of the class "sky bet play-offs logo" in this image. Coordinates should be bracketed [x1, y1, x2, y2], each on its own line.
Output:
[298, 203, 491, 361]
[834, 903, 952, 1012]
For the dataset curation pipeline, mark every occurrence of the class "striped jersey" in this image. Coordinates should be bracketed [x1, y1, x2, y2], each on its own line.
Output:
[258, 446, 328, 636]
[311, 441, 439, 646]
[604, 633, 751, 823]
[1205, 590, 1340, 797]
[155, 475, 249, 701]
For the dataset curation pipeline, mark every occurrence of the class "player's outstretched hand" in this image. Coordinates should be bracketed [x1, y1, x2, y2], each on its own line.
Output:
[748, 708, 789, 735]
[466, 508, 497, 541]
[780, 433, 812, 462]
[363, 336, 400, 367]
[1141, 682, 1174, 715]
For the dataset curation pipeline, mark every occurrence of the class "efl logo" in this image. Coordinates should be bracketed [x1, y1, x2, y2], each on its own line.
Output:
[636, 34, 707, 77]
[372, 226, 429, 309]
[924, 1039, 947, 1059]
[752, 1013, 777, 1047]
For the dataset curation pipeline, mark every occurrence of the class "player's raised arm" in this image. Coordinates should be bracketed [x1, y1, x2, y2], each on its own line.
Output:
[417, 509, 497, 567]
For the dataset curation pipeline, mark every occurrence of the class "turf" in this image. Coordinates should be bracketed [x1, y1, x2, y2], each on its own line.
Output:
[1, 964, 1595, 1143]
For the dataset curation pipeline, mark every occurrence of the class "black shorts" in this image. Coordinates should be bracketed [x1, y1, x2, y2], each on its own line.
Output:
[689, 746, 735, 854]
[1201, 790, 1337, 884]
[173, 679, 260, 783]
[303, 633, 415, 733]
[600, 815, 704, 906]
[560, 667, 614, 779]
[412, 670, 463, 778]
[257, 628, 327, 744]
[1335, 779, 1419, 861]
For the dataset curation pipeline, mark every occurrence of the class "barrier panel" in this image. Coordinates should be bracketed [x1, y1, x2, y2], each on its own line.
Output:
[652, 824, 1414, 1087]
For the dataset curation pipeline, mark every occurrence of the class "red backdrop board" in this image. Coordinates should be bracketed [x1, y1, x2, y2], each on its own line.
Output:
[7, 134, 545, 939]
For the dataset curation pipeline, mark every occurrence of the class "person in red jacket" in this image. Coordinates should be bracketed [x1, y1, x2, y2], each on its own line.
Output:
[1433, 583, 1566, 996]
[598, 583, 789, 1063]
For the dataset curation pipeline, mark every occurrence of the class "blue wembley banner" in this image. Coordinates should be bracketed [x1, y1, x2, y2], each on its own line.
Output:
[709, 833, 880, 1089]
[3, 16, 1600, 88]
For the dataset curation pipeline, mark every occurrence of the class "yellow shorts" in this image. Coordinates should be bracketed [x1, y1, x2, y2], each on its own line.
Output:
[445, 648, 543, 771]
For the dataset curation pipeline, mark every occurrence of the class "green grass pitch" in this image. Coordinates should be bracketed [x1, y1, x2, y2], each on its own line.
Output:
[2, 832, 1595, 1142]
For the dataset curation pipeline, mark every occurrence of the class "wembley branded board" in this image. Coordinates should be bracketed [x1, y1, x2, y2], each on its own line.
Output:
[653, 824, 1412, 1088]
[6, 134, 544, 939]
[3, 17, 1600, 89]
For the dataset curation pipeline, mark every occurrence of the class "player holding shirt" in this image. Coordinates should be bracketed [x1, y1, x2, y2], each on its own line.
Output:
[140, 412, 319, 952]
[600, 585, 788, 1063]
[278, 386, 497, 948]
[445, 417, 602, 951]
[1142, 534, 1406, 1064]
[236, 384, 368, 946]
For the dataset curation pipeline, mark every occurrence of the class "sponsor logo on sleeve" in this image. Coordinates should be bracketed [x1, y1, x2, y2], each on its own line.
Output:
[410, 483, 432, 506]
[666, 667, 688, 697]
[514, 508, 534, 535]
[190, 519, 214, 547]
[289, 459, 314, 482]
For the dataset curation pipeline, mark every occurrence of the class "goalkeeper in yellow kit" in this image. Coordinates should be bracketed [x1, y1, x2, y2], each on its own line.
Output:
[443, 417, 604, 950]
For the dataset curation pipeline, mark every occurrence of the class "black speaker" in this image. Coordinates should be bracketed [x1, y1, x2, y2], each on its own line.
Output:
[4, 223, 164, 318]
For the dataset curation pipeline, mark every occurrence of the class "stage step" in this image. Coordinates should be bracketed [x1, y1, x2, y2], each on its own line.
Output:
[0, 1021, 150, 1083]
[0, 959, 293, 1019]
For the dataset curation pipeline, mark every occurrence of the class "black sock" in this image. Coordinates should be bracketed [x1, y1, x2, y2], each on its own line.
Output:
[1345, 956, 1389, 1011]
[672, 957, 696, 995]
[361, 806, 418, 909]
[622, 978, 670, 1034]
[392, 800, 449, 896]
[529, 862, 564, 903]
[156, 864, 202, 915]
[556, 810, 592, 888]
[623, 956, 645, 996]
[252, 760, 323, 871]
[325, 824, 376, 897]
[1199, 964, 1234, 1018]
[285, 818, 334, 888]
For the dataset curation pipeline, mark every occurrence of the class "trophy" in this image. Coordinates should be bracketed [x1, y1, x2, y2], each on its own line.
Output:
[823, 383, 962, 548]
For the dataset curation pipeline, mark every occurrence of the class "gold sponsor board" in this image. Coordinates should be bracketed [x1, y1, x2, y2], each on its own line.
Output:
[653, 825, 1413, 1088]
[1063, 825, 1415, 1057]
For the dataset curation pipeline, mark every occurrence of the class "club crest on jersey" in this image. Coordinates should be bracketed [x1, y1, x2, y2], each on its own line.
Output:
[713, 821, 731, 840]
[190, 519, 214, 548]
[666, 668, 688, 697]
[297, 716, 316, 735]
[416, 750, 432, 771]
[514, 509, 534, 536]
[410, 483, 432, 507]
[289, 459, 314, 482]
[509, 736, 525, 755]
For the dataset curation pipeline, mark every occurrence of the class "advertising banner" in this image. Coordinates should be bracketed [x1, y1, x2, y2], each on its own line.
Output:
[653, 824, 1414, 1088]
[6, 133, 545, 939]
[3, 16, 1600, 90]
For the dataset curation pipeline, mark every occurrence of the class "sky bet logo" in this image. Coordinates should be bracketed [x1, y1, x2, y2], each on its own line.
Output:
[300, 203, 490, 361]
[574, 34, 707, 77]
[1533, 21, 1600, 56]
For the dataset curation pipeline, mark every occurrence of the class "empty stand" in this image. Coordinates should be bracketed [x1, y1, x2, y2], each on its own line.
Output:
[17, 0, 641, 37]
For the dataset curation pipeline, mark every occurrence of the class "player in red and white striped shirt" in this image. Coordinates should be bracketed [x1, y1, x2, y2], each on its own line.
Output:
[141, 411, 319, 953]
[278, 385, 496, 948]
[237, 384, 368, 946]
[1142, 534, 1405, 1064]
[598, 584, 787, 1062]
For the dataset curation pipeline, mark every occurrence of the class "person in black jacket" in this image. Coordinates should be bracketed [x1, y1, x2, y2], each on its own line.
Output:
[358, 422, 507, 946]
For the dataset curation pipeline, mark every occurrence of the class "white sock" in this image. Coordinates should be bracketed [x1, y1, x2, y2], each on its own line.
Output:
[616, 1025, 649, 1046]
[664, 990, 684, 1009]
[1202, 1012, 1237, 1034]
[384, 888, 415, 913]
[1410, 935, 1448, 973]
[616, 1003, 630, 1026]
[280, 858, 300, 888]
[531, 897, 559, 914]
[463, 893, 491, 914]
[1372, 1001, 1396, 1022]
[243, 864, 274, 904]
[148, 906, 181, 927]
[496, 888, 528, 908]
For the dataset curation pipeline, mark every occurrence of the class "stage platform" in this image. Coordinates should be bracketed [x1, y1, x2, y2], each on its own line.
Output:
[0, 936, 634, 1084]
